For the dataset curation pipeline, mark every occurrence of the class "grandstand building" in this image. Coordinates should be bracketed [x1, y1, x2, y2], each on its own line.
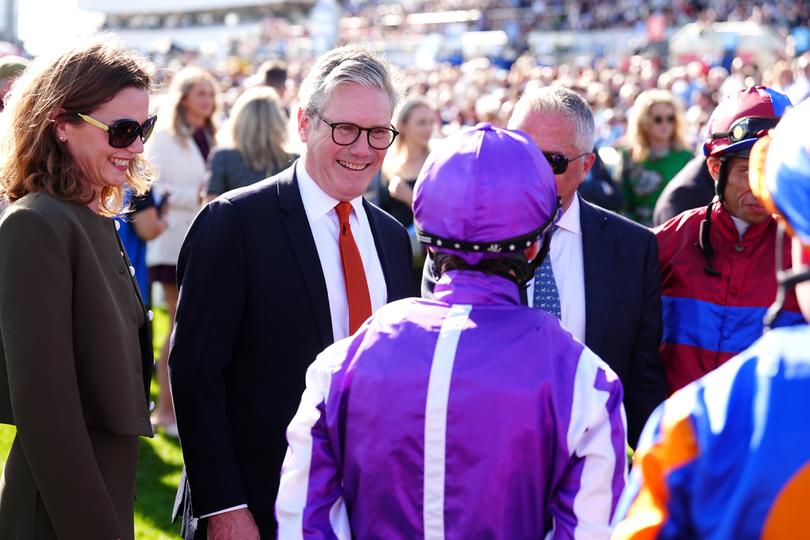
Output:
[0, 0, 17, 43]
[77, 0, 316, 52]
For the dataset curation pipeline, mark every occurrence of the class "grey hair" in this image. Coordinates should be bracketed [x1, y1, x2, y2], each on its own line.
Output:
[509, 86, 595, 152]
[298, 44, 401, 117]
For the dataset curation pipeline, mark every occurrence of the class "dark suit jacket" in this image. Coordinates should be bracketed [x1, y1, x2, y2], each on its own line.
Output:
[578, 198, 666, 446]
[169, 165, 414, 537]
[421, 196, 666, 446]
[0, 192, 153, 539]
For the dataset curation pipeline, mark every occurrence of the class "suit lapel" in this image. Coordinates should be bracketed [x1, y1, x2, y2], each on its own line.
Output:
[580, 198, 612, 352]
[277, 167, 333, 348]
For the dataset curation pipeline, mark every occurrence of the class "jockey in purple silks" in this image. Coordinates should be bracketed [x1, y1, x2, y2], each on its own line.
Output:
[276, 122, 628, 540]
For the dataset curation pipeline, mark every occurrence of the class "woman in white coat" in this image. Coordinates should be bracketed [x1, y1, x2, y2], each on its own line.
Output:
[146, 66, 218, 436]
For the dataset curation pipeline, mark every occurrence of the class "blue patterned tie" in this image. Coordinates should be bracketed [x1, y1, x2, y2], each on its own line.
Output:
[533, 250, 561, 319]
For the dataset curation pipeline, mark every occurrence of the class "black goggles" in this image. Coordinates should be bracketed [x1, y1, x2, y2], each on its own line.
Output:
[77, 113, 158, 148]
[710, 116, 780, 144]
[542, 151, 591, 175]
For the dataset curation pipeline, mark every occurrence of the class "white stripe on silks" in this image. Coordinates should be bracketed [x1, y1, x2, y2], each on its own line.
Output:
[329, 497, 352, 540]
[568, 347, 617, 540]
[276, 348, 346, 540]
[423, 304, 472, 540]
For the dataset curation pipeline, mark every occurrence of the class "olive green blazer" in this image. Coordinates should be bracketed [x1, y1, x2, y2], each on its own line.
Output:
[0, 192, 154, 539]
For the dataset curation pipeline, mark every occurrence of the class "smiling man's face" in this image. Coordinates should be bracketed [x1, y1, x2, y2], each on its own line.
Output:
[298, 82, 393, 201]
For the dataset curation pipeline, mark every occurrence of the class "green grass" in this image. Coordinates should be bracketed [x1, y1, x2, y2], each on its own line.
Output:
[0, 308, 183, 539]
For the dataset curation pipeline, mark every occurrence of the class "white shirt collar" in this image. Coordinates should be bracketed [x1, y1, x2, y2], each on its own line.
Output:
[557, 193, 582, 235]
[296, 160, 364, 222]
[730, 215, 751, 239]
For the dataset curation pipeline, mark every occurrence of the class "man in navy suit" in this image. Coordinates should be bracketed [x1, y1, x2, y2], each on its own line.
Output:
[169, 45, 414, 539]
[507, 87, 667, 447]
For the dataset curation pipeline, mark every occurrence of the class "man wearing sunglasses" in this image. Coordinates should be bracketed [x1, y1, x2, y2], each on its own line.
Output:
[168, 46, 414, 539]
[655, 86, 804, 394]
[506, 86, 667, 448]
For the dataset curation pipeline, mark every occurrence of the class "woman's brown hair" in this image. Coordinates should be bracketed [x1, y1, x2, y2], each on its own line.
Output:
[0, 38, 154, 216]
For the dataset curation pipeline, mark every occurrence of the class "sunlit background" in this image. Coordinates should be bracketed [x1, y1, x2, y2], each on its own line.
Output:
[16, 0, 100, 55]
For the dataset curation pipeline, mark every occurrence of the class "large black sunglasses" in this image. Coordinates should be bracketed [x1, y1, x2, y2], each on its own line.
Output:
[542, 151, 591, 175]
[312, 111, 399, 150]
[710, 116, 780, 144]
[77, 113, 158, 148]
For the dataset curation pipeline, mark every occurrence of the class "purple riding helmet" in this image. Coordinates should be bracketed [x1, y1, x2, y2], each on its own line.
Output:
[413, 122, 560, 281]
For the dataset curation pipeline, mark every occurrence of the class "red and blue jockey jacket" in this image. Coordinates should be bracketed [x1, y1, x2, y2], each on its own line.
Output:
[655, 202, 802, 393]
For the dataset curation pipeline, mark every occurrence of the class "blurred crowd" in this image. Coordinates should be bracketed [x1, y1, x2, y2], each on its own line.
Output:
[129, 0, 810, 230]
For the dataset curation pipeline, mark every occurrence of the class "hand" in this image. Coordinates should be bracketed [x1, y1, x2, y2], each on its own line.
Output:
[388, 175, 414, 207]
[207, 508, 260, 540]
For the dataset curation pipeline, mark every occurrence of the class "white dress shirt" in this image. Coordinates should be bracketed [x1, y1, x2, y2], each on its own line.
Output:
[296, 161, 388, 341]
[527, 194, 586, 343]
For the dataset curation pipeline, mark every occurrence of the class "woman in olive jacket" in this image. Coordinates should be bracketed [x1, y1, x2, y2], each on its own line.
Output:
[0, 40, 156, 539]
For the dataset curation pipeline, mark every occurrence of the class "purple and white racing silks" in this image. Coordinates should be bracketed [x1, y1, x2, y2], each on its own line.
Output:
[276, 270, 627, 539]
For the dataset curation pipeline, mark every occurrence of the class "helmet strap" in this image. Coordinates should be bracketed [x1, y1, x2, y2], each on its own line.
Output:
[715, 155, 730, 204]
[698, 155, 732, 277]
[698, 199, 721, 277]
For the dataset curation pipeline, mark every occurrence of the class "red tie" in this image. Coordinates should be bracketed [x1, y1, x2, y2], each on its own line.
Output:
[335, 202, 372, 334]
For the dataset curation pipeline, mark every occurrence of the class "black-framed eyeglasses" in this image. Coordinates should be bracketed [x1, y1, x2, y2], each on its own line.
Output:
[710, 116, 780, 144]
[542, 151, 591, 175]
[77, 113, 158, 148]
[312, 111, 399, 150]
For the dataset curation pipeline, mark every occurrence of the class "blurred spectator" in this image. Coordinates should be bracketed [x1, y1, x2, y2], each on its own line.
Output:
[0, 55, 29, 111]
[116, 190, 168, 306]
[652, 154, 715, 226]
[789, 52, 810, 104]
[146, 65, 218, 437]
[259, 60, 288, 103]
[619, 89, 692, 225]
[380, 96, 439, 287]
[577, 148, 624, 212]
[205, 86, 294, 201]
[380, 96, 437, 228]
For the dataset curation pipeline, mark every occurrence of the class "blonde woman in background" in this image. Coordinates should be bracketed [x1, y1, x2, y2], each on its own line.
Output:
[205, 86, 294, 201]
[379, 96, 438, 288]
[379, 96, 437, 227]
[146, 66, 217, 436]
[619, 89, 692, 225]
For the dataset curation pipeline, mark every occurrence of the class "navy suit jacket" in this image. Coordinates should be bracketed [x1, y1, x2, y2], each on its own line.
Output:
[578, 198, 666, 446]
[421, 196, 666, 446]
[169, 165, 414, 537]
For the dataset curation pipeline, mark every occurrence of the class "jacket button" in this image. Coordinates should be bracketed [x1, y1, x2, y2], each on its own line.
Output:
[129, 266, 136, 276]
[735, 244, 744, 252]
[147, 310, 154, 321]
